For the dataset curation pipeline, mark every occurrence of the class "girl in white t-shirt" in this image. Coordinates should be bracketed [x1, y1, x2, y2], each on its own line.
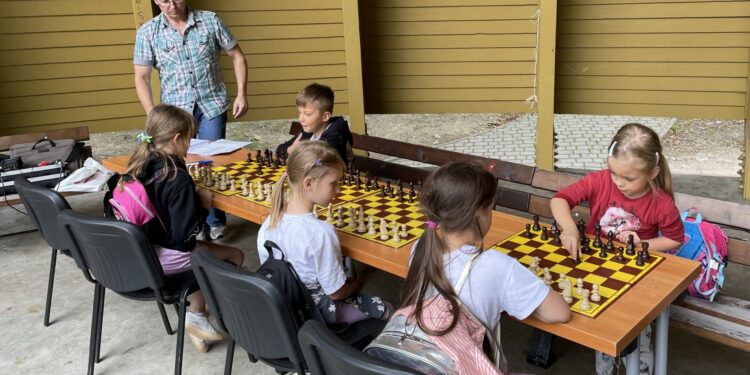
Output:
[402, 161, 571, 371]
[257, 141, 391, 324]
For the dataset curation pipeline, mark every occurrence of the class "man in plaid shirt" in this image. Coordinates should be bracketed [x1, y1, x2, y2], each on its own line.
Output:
[134, 0, 247, 244]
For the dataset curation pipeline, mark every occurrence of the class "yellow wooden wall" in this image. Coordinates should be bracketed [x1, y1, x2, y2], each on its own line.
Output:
[359, 0, 540, 114]
[555, 0, 750, 119]
[190, 0, 353, 122]
[0, 1, 142, 135]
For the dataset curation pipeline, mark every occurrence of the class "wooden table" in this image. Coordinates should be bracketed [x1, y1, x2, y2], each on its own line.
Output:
[103, 151, 700, 374]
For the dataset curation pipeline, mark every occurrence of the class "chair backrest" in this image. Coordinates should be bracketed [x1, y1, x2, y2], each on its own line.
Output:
[14, 176, 72, 251]
[191, 248, 306, 372]
[298, 320, 421, 375]
[57, 209, 165, 295]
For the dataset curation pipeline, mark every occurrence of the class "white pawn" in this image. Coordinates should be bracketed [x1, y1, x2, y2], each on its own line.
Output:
[256, 184, 265, 201]
[242, 184, 249, 196]
[358, 205, 365, 224]
[400, 224, 408, 238]
[557, 272, 568, 290]
[591, 284, 601, 302]
[562, 282, 573, 304]
[367, 216, 376, 236]
[528, 258, 538, 274]
[327, 203, 334, 222]
[580, 289, 591, 311]
[247, 181, 256, 199]
[265, 183, 272, 202]
[391, 221, 400, 243]
[576, 278, 584, 296]
[543, 267, 553, 285]
[357, 214, 367, 233]
[337, 206, 345, 228]
[230, 179, 236, 192]
[379, 218, 389, 240]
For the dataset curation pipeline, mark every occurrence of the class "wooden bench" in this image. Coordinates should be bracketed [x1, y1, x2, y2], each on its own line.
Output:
[288, 122, 750, 352]
[0, 126, 92, 207]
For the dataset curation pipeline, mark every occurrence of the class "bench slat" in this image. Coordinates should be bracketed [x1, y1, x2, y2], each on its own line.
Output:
[675, 193, 750, 229]
[496, 187, 531, 213]
[676, 295, 750, 328]
[671, 304, 750, 352]
[353, 156, 431, 184]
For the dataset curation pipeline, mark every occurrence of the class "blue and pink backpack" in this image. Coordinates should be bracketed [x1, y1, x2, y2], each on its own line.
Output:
[675, 209, 728, 301]
[104, 173, 165, 231]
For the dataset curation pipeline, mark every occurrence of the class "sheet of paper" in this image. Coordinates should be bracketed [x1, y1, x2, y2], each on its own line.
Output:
[188, 139, 251, 156]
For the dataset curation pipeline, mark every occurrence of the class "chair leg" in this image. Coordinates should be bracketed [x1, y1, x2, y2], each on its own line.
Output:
[44, 248, 58, 327]
[87, 284, 102, 375]
[95, 287, 105, 363]
[158, 303, 174, 335]
[174, 290, 189, 375]
[224, 339, 235, 375]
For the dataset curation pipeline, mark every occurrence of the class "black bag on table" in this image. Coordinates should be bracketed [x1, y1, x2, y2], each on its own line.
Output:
[10, 137, 85, 171]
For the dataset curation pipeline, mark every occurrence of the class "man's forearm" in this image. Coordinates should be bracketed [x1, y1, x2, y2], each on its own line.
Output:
[134, 75, 155, 113]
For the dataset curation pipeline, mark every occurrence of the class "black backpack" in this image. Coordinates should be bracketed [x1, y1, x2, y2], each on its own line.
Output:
[256, 240, 325, 327]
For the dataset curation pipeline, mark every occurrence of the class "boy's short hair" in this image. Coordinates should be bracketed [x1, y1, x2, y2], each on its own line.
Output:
[296, 83, 334, 114]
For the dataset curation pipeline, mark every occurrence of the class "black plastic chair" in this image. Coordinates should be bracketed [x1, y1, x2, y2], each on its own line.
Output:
[14, 176, 78, 326]
[58, 209, 198, 375]
[298, 320, 421, 375]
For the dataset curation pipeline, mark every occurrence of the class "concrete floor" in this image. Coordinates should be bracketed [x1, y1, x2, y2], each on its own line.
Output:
[1, 186, 748, 374]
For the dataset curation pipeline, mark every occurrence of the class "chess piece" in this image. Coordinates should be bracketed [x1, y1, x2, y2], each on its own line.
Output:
[599, 245, 608, 258]
[557, 272, 568, 289]
[358, 205, 365, 223]
[348, 206, 357, 228]
[379, 218, 389, 240]
[581, 237, 591, 254]
[550, 219, 558, 237]
[590, 284, 601, 302]
[337, 206, 345, 228]
[580, 289, 591, 311]
[616, 246, 626, 262]
[528, 257, 539, 274]
[247, 182, 256, 199]
[626, 234, 635, 256]
[606, 230, 615, 251]
[408, 190, 415, 203]
[400, 224, 408, 238]
[219, 179, 227, 191]
[265, 183, 272, 202]
[391, 221, 400, 243]
[230, 179, 236, 192]
[242, 184, 249, 196]
[543, 267, 553, 285]
[576, 278, 584, 295]
[524, 223, 532, 238]
[532, 215, 541, 231]
[551, 231, 562, 246]
[562, 282, 573, 304]
[642, 242, 650, 260]
[636, 251, 645, 267]
[593, 224, 602, 248]
[357, 215, 367, 233]
[541, 227, 548, 241]
[327, 203, 334, 222]
[367, 216, 376, 236]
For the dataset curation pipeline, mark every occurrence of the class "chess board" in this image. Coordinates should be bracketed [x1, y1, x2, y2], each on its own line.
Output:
[490, 226, 663, 318]
[316, 191, 426, 248]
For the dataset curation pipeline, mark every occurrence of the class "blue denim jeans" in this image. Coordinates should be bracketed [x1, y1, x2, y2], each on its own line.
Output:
[193, 105, 227, 228]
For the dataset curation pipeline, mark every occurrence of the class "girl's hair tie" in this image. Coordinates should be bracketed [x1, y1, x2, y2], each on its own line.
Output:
[608, 141, 617, 156]
[427, 220, 438, 229]
[136, 131, 153, 144]
[655, 151, 660, 165]
[312, 159, 323, 167]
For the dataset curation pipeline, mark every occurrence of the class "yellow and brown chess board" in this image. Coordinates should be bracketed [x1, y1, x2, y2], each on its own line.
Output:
[316, 190, 426, 248]
[489, 227, 663, 318]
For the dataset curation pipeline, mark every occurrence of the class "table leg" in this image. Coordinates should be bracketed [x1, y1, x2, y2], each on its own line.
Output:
[625, 333, 640, 375]
[655, 306, 669, 375]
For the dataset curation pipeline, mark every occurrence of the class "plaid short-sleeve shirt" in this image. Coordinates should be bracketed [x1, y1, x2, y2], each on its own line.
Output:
[134, 9, 237, 119]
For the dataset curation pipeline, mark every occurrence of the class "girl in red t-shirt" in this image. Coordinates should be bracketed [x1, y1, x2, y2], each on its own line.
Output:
[551, 123, 684, 375]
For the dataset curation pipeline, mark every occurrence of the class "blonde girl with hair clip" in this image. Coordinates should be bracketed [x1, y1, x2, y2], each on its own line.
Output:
[257, 141, 392, 324]
[550, 123, 684, 375]
[115, 104, 245, 353]
[399, 161, 570, 374]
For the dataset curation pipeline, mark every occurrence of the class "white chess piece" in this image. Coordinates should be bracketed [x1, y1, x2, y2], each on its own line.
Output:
[543, 267, 553, 285]
[580, 289, 591, 311]
[576, 278, 584, 296]
[562, 282, 573, 304]
[327, 203, 334, 222]
[591, 284, 601, 302]
[400, 224, 408, 238]
[379, 218, 389, 240]
[348, 206, 357, 228]
[337, 206, 345, 228]
[557, 272, 568, 289]
[367, 216, 376, 236]
[230, 179, 236, 192]
[391, 221, 400, 243]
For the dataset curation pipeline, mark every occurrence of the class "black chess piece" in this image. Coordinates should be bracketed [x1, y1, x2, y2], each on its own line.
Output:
[581, 237, 591, 254]
[409, 181, 414, 192]
[599, 246, 608, 258]
[593, 224, 602, 248]
[389, 188, 395, 199]
[577, 219, 585, 233]
[616, 246, 626, 262]
[356, 176, 361, 190]
[642, 242, 650, 260]
[532, 215, 541, 231]
[550, 220, 558, 237]
[398, 189, 404, 203]
[372, 176, 379, 190]
[626, 234, 635, 256]
[572, 256, 581, 264]
[524, 223, 532, 238]
[551, 231, 561, 246]
[541, 227, 548, 241]
[408, 190, 415, 203]
[636, 251, 645, 267]
[255, 150, 262, 163]
[364, 176, 370, 192]
[606, 230, 615, 251]
[246, 152, 252, 162]
[380, 185, 386, 197]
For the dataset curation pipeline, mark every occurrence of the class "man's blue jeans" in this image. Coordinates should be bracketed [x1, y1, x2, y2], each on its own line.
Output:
[193, 105, 227, 228]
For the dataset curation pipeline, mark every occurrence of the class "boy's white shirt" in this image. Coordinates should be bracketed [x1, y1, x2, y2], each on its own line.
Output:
[412, 243, 551, 330]
[257, 213, 346, 295]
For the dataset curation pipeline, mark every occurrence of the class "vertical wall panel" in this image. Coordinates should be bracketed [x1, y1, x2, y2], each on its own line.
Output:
[555, 0, 750, 119]
[359, 0, 539, 114]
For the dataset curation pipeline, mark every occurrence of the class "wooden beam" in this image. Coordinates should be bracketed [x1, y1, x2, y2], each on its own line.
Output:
[536, 0, 557, 171]
[744, 47, 750, 200]
[341, 0, 366, 136]
[130, 0, 159, 116]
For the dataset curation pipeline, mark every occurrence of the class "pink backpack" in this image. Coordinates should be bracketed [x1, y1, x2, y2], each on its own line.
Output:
[676, 209, 728, 301]
[107, 174, 165, 230]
